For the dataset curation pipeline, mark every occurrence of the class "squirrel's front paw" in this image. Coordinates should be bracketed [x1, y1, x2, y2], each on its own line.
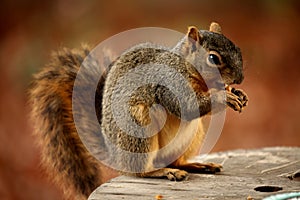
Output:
[231, 88, 248, 107]
[226, 87, 248, 112]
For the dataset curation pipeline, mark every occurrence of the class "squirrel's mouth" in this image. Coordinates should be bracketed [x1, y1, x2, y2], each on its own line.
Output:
[225, 84, 232, 91]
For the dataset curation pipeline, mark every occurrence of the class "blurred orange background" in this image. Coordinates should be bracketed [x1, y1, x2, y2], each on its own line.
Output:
[0, 0, 299, 199]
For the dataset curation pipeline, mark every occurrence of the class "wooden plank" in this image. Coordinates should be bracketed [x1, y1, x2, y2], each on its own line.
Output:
[88, 147, 300, 200]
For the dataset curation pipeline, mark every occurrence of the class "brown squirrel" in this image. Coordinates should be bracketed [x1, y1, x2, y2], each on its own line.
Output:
[28, 22, 248, 200]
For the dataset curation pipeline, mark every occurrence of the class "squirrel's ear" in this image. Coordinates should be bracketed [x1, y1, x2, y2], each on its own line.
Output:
[187, 26, 200, 42]
[209, 22, 222, 34]
[186, 26, 201, 52]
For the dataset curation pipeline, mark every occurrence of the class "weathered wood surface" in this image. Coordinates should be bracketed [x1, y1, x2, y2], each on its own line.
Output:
[88, 147, 300, 200]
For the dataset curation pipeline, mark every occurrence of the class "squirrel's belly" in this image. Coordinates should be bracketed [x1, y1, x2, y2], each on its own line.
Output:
[153, 113, 202, 166]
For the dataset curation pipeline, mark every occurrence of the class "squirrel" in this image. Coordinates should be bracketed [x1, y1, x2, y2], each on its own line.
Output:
[28, 22, 248, 200]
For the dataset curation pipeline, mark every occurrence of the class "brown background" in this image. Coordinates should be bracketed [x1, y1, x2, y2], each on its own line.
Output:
[0, 0, 299, 199]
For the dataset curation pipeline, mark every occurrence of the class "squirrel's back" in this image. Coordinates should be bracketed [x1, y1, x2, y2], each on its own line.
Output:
[28, 44, 103, 200]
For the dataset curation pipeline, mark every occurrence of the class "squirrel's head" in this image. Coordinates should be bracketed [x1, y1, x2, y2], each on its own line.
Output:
[176, 22, 244, 86]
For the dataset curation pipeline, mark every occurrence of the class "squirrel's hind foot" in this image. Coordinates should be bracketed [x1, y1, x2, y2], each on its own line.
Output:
[141, 168, 188, 181]
[173, 162, 223, 174]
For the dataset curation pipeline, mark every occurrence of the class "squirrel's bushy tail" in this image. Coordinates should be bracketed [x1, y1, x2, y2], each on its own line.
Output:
[28, 45, 102, 200]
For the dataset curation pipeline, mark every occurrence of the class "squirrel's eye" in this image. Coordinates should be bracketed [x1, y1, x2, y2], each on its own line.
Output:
[208, 54, 221, 65]
[206, 51, 223, 67]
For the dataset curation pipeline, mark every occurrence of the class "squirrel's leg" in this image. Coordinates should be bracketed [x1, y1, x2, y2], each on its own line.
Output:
[169, 119, 222, 174]
[120, 147, 188, 181]
[133, 135, 188, 181]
